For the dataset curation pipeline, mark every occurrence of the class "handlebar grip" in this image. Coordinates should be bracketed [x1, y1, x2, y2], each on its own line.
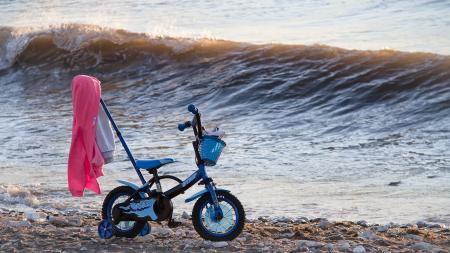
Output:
[188, 104, 198, 114]
[178, 121, 192, 131]
[178, 123, 186, 131]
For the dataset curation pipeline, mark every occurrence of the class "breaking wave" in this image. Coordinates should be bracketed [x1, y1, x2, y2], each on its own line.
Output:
[1, 24, 450, 131]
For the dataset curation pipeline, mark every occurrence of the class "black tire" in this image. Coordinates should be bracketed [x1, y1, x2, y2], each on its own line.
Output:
[101, 186, 146, 238]
[192, 191, 245, 241]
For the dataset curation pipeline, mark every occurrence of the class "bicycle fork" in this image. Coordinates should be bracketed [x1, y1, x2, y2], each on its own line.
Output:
[198, 164, 224, 220]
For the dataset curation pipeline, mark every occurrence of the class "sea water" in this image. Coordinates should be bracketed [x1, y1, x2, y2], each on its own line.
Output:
[0, 0, 449, 224]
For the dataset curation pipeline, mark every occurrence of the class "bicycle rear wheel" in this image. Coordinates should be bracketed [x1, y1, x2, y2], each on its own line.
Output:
[101, 186, 146, 238]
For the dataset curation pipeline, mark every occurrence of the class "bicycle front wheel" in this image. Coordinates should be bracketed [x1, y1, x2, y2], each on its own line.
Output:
[192, 191, 245, 241]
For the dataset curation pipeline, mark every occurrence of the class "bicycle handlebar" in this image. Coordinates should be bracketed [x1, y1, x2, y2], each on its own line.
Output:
[177, 104, 202, 138]
[178, 121, 191, 131]
[177, 104, 204, 165]
[188, 104, 198, 114]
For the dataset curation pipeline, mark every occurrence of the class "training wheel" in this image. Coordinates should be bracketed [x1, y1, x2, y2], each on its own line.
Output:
[139, 222, 151, 236]
[98, 220, 114, 239]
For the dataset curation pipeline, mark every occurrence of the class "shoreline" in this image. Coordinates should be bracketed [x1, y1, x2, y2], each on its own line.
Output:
[0, 210, 448, 252]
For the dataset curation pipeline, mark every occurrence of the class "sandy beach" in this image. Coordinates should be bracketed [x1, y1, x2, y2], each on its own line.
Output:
[0, 209, 448, 252]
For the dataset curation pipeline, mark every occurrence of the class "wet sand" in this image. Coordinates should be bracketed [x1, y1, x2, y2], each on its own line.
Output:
[0, 210, 449, 252]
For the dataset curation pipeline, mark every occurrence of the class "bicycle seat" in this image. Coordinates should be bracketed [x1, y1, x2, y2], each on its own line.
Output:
[135, 158, 175, 170]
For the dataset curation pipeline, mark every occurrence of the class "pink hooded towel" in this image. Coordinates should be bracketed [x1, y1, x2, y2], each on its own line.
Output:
[68, 75, 105, 196]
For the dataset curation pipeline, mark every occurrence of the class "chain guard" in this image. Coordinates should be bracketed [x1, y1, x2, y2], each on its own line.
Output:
[112, 195, 173, 223]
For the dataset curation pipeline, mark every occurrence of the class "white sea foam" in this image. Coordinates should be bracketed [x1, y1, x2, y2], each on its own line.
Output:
[0, 24, 214, 70]
[0, 184, 40, 208]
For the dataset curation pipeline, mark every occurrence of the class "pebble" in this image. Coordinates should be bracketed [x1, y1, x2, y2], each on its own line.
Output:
[352, 245, 366, 253]
[47, 216, 81, 227]
[325, 243, 334, 251]
[318, 219, 332, 229]
[242, 231, 252, 238]
[236, 236, 247, 242]
[356, 220, 368, 227]
[400, 223, 413, 228]
[410, 242, 437, 251]
[152, 226, 174, 237]
[2, 220, 32, 228]
[337, 241, 351, 252]
[297, 240, 324, 249]
[25, 211, 46, 222]
[297, 246, 310, 252]
[80, 246, 87, 251]
[186, 230, 197, 238]
[0, 242, 12, 251]
[280, 232, 295, 238]
[264, 226, 282, 233]
[427, 223, 444, 229]
[279, 222, 289, 228]
[211, 241, 228, 248]
[175, 229, 186, 237]
[275, 216, 293, 223]
[329, 234, 344, 240]
[416, 220, 427, 228]
[67, 217, 82, 227]
[376, 225, 389, 232]
[389, 222, 399, 228]
[360, 230, 379, 240]
[296, 217, 310, 223]
[262, 246, 271, 251]
[258, 216, 270, 222]
[405, 234, 422, 241]
[181, 211, 191, 220]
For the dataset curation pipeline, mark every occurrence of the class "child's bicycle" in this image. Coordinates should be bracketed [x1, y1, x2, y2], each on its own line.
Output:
[97, 102, 245, 241]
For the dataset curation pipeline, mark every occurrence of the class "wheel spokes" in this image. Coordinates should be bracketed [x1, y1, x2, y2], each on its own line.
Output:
[201, 200, 237, 234]
[111, 195, 136, 231]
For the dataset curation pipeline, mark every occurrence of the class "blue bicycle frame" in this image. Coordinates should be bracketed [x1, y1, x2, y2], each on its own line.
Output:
[100, 99, 224, 215]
